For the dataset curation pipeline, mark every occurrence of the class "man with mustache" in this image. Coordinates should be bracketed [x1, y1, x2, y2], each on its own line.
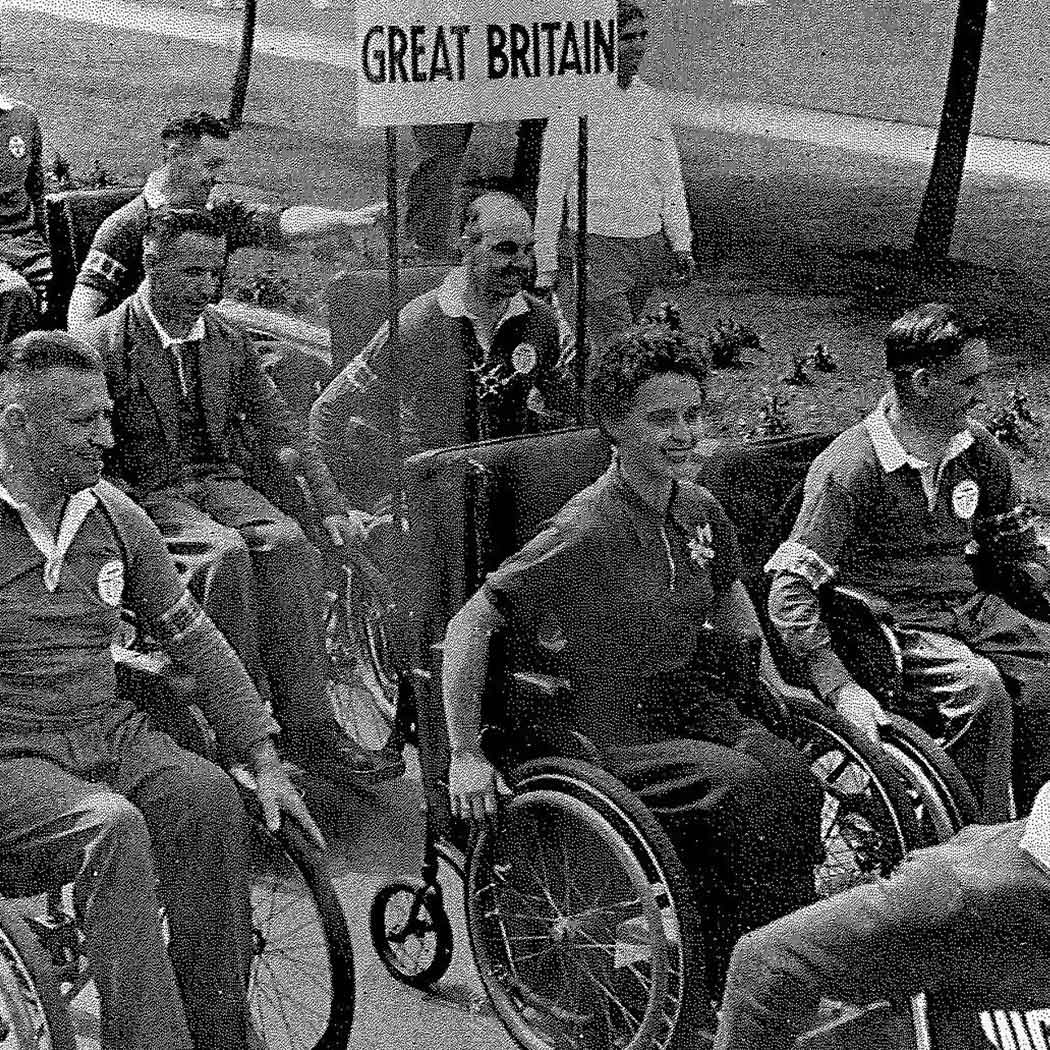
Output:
[310, 191, 575, 524]
[67, 111, 385, 328]
[80, 205, 398, 783]
[767, 303, 1050, 818]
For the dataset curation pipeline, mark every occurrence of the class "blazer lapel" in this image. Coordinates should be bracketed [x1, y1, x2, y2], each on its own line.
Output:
[198, 310, 233, 446]
[125, 299, 180, 450]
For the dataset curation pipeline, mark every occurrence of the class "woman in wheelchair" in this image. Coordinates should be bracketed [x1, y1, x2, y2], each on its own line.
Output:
[443, 318, 824, 989]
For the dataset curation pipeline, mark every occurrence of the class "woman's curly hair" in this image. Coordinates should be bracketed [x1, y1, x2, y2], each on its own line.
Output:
[589, 303, 708, 430]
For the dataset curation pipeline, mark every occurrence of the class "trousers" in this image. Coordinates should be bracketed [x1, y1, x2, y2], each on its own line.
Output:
[0, 232, 51, 339]
[715, 821, 1050, 1050]
[0, 704, 253, 1050]
[140, 477, 334, 730]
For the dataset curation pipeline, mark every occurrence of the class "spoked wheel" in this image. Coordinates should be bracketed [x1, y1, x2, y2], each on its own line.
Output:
[466, 758, 708, 1050]
[783, 697, 921, 898]
[878, 715, 978, 846]
[247, 822, 355, 1050]
[369, 881, 454, 989]
[0, 900, 76, 1050]
[323, 535, 407, 756]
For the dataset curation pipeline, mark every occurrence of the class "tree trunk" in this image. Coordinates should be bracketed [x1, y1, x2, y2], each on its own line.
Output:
[228, 0, 258, 130]
[913, 0, 989, 261]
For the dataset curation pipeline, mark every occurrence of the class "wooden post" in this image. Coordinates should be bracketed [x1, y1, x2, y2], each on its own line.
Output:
[228, 0, 257, 129]
[913, 0, 989, 261]
[574, 115, 589, 423]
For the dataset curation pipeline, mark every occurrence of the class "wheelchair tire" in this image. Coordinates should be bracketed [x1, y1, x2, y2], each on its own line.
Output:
[247, 820, 355, 1050]
[466, 757, 709, 1050]
[782, 696, 922, 896]
[323, 544, 405, 754]
[369, 881, 454, 989]
[0, 900, 76, 1050]
[878, 714, 979, 845]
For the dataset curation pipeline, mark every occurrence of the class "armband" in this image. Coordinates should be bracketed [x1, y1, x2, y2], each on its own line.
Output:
[151, 592, 206, 643]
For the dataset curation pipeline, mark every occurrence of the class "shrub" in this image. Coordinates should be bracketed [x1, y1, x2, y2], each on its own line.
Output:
[706, 318, 762, 369]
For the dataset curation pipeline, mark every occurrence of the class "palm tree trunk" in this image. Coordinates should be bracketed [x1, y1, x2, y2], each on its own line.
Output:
[913, 0, 989, 261]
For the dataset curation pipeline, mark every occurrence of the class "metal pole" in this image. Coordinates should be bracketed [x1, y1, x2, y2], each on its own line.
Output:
[574, 115, 588, 423]
[385, 127, 405, 521]
[228, 0, 257, 129]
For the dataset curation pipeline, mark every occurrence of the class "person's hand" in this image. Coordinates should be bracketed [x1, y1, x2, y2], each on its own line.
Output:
[322, 512, 371, 548]
[449, 748, 510, 822]
[830, 682, 887, 743]
[672, 250, 696, 283]
[253, 763, 326, 850]
[350, 201, 388, 229]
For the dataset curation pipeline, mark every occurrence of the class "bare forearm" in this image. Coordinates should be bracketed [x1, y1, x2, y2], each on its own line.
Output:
[279, 204, 381, 243]
[67, 284, 109, 330]
[443, 592, 503, 754]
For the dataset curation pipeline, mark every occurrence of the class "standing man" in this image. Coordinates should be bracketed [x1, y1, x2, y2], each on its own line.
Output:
[67, 111, 386, 327]
[0, 329, 319, 1050]
[532, 0, 695, 350]
[767, 303, 1050, 818]
[310, 192, 575, 516]
[0, 96, 51, 340]
[81, 206, 400, 782]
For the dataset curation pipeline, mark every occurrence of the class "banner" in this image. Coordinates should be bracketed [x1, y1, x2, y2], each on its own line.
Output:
[355, 0, 618, 125]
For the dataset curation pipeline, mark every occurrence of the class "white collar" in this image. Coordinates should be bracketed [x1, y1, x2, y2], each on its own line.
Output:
[436, 266, 529, 326]
[139, 289, 206, 350]
[0, 483, 99, 592]
[0, 97, 16, 113]
[864, 393, 973, 474]
[1020, 781, 1050, 874]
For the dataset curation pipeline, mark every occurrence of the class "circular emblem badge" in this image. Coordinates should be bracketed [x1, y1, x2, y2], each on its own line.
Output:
[511, 342, 538, 375]
[97, 559, 125, 607]
[952, 479, 980, 520]
[7, 135, 26, 159]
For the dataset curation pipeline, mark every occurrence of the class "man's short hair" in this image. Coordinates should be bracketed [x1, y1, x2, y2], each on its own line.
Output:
[159, 111, 231, 143]
[144, 206, 225, 255]
[885, 303, 987, 374]
[0, 330, 103, 384]
[461, 191, 528, 244]
[589, 305, 707, 430]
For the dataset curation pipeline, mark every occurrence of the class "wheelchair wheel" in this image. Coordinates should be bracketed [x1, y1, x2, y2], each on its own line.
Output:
[878, 714, 979, 846]
[0, 900, 76, 1050]
[369, 881, 454, 989]
[466, 757, 708, 1050]
[247, 821, 355, 1050]
[323, 542, 405, 753]
[783, 697, 921, 897]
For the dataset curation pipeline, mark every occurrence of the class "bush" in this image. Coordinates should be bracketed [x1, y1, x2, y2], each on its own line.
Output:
[988, 383, 1043, 459]
[749, 389, 792, 438]
[707, 318, 762, 369]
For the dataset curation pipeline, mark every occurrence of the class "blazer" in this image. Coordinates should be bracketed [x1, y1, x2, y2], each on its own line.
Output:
[81, 294, 343, 517]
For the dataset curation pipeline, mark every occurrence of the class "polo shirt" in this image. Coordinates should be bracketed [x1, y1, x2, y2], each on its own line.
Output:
[482, 463, 742, 751]
[76, 193, 284, 313]
[769, 396, 1017, 609]
[0, 482, 187, 731]
[0, 98, 44, 242]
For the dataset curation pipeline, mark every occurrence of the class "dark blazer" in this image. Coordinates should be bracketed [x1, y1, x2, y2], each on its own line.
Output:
[81, 294, 342, 517]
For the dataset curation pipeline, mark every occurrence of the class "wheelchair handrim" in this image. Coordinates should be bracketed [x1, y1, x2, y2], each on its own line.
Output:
[466, 775, 684, 1050]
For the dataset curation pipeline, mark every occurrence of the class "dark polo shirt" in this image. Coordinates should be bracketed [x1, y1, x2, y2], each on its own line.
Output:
[482, 463, 742, 751]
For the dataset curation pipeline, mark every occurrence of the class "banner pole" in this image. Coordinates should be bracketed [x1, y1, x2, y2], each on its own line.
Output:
[384, 126, 405, 522]
[574, 114, 589, 423]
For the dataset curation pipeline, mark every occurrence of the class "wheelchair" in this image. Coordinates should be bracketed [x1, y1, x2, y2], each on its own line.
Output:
[0, 648, 356, 1050]
[365, 426, 959, 1050]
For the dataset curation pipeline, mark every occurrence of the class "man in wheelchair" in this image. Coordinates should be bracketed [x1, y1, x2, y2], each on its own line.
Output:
[767, 303, 1050, 817]
[442, 319, 824, 988]
[79, 205, 399, 782]
[0, 331, 321, 1050]
[66, 109, 386, 328]
[715, 777, 1050, 1050]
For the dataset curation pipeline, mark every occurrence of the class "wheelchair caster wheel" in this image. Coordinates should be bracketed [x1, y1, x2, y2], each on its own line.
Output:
[370, 881, 453, 989]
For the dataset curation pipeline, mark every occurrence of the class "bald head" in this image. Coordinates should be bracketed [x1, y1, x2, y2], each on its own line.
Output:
[461, 192, 530, 247]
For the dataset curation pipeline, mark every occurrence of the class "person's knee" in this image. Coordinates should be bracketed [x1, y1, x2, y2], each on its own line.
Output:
[241, 515, 311, 559]
[172, 761, 247, 834]
[75, 793, 155, 886]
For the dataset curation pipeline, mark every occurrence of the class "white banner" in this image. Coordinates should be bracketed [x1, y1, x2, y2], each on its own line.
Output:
[355, 0, 618, 126]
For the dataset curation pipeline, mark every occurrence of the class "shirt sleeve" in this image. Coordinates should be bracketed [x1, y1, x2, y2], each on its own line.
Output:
[533, 113, 574, 274]
[26, 112, 46, 239]
[654, 113, 692, 252]
[76, 205, 142, 299]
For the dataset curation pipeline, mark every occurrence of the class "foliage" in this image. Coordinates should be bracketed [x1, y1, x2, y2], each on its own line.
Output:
[811, 342, 839, 372]
[749, 389, 792, 438]
[987, 383, 1043, 459]
[706, 318, 762, 369]
[229, 271, 309, 312]
[47, 151, 118, 191]
[782, 348, 813, 386]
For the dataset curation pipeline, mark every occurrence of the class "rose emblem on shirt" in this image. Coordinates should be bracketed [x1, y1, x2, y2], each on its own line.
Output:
[511, 342, 538, 375]
[7, 135, 26, 159]
[687, 523, 715, 565]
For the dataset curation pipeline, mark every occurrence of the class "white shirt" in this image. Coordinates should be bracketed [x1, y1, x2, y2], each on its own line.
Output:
[140, 290, 206, 396]
[533, 78, 692, 273]
[1021, 781, 1050, 873]
[436, 266, 529, 354]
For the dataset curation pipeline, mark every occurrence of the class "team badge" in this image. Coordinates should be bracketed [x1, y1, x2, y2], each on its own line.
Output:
[7, 135, 26, 159]
[952, 479, 980, 520]
[688, 523, 716, 565]
[511, 342, 538, 375]
[97, 559, 125, 606]
[536, 611, 567, 652]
